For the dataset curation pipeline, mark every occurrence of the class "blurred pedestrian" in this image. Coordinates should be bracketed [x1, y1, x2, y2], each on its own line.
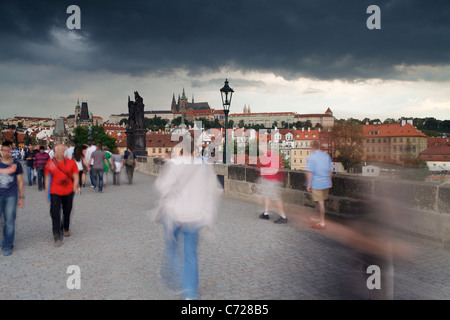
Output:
[73, 145, 89, 194]
[0, 141, 24, 256]
[10, 142, 21, 161]
[112, 149, 123, 186]
[34, 146, 50, 191]
[85, 141, 96, 188]
[89, 144, 107, 193]
[123, 147, 137, 185]
[154, 135, 220, 300]
[258, 148, 288, 224]
[306, 140, 332, 229]
[24, 145, 37, 186]
[44, 144, 79, 247]
[103, 146, 113, 188]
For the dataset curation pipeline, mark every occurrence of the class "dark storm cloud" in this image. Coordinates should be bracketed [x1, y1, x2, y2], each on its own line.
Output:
[1, 0, 449, 81]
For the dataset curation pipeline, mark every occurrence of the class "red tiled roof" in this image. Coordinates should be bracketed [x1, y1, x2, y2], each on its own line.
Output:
[2, 130, 25, 143]
[230, 112, 296, 116]
[420, 146, 450, 162]
[427, 137, 450, 148]
[293, 129, 320, 139]
[420, 146, 450, 156]
[295, 114, 334, 118]
[362, 123, 427, 138]
[147, 133, 179, 148]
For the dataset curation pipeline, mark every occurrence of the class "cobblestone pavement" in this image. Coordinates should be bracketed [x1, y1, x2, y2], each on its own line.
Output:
[1, 171, 449, 300]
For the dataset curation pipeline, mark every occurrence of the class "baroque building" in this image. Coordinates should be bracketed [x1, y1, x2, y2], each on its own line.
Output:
[171, 88, 211, 113]
[74, 99, 94, 127]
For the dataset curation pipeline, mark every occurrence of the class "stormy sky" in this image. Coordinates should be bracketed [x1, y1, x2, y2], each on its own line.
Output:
[0, 0, 449, 121]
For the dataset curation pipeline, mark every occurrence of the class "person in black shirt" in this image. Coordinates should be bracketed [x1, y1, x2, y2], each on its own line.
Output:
[24, 145, 37, 186]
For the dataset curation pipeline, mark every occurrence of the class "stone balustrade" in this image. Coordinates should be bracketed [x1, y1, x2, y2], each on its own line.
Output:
[137, 156, 450, 248]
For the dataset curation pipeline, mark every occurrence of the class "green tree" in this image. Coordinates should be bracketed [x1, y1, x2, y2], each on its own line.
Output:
[329, 120, 364, 172]
[73, 126, 117, 151]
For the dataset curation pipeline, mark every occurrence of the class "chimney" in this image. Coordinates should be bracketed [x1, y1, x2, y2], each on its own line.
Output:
[302, 127, 304, 132]
[308, 127, 310, 132]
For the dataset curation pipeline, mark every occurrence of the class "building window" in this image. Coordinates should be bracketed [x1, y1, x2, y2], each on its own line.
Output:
[394, 138, 397, 143]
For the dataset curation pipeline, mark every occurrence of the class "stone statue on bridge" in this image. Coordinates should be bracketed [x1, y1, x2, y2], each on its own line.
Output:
[126, 91, 148, 156]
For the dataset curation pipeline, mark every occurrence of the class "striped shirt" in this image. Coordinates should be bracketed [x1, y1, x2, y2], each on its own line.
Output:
[34, 152, 50, 168]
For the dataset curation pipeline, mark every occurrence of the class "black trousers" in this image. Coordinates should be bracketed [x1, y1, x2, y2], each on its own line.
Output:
[50, 193, 74, 239]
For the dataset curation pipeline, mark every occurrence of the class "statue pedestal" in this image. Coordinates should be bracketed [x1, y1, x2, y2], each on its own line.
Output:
[126, 129, 148, 156]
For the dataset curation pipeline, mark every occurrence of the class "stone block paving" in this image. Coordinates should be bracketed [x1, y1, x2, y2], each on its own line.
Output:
[1, 171, 449, 300]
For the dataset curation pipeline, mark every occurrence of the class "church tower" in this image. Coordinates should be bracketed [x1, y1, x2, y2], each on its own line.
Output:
[243, 104, 248, 113]
[75, 98, 81, 125]
[179, 88, 188, 112]
[171, 94, 178, 113]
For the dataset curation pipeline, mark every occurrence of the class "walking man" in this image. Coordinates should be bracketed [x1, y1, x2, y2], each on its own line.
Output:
[123, 147, 137, 185]
[306, 140, 332, 229]
[34, 146, 50, 191]
[85, 141, 97, 188]
[89, 144, 108, 193]
[44, 144, 79, 247]
[24, 145, 37, 186]
[0, 141, 24, 256]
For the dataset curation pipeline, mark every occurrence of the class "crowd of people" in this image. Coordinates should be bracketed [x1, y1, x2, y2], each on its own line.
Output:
[0, 136, 339, 300]
[0, 140, 138, 251]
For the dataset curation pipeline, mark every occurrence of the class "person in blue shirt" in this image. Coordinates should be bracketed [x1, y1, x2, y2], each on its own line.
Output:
[10, 142, 21, 161]
[0, 141, 25, 256]
[306, 140, 332, 229]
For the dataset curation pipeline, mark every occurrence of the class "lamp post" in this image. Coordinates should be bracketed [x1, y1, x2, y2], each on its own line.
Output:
[220, 79, 234, 164]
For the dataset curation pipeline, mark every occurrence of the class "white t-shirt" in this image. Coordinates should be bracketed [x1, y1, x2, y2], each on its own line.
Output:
[85, 145, 96, 166]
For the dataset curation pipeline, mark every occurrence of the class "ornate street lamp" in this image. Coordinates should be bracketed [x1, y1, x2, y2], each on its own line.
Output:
[220, 79, 234, 164]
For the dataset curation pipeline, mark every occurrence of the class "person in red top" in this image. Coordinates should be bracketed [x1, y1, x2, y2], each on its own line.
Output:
[44, 144, 79, 247]
[258, 147, 288, 224]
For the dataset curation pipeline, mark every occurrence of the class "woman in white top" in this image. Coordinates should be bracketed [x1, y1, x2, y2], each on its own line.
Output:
[112, 149, 123, 186]
[154, 135, 221, 300]
[73, 145, 89, 194]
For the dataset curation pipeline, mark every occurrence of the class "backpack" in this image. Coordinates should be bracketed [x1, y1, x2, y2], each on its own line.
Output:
[126, 152, 134, 166]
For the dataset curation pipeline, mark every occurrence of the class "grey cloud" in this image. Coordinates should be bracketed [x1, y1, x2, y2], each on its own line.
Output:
[0, 0, 449, 81]
[191, 78, 265, 88]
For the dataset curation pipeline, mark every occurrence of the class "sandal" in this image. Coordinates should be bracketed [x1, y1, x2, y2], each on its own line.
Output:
[312, 223, 326, 230]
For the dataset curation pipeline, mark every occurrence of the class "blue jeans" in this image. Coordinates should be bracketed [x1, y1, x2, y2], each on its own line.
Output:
[27, 166, 36, 184]
[0, 196, 18, 250]
[163, 223, 199, 299]
[36, 167, 45, 190]
[92, 169, 103, 192]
